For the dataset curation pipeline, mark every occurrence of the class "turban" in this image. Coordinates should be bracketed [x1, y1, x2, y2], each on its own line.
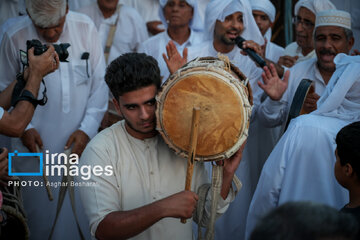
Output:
[204, 0, 264, 44]
[159, 0, 203, 32]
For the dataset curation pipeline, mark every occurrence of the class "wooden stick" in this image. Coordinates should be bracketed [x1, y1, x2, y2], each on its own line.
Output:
[36, 145, 53, 201]
[181, 107, 200, 224]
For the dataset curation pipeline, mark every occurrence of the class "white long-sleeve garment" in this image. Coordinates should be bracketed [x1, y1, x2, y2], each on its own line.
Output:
[119, 0, 161, 22]
[246, 54, 360, 239]
[0, 12, 108, 240]
[258, 58, 327, 129]
[0, 0, 26, 26]
[78, 121, 234, 240]
[79, 3, 148, 65]
[265, 41, 284, 63]
[138, 30, 203, 82]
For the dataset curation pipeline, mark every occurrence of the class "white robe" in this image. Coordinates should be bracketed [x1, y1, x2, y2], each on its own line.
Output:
[265, 41, 284, 63]
[79, 3, 148, 65]
[246, 53, 360, 239]
[0, 12, 108, 240]
[283, 41, 316, 64]
[119, 0, 161, 23]
[245, 114, 349, 239]
[0, 0, 26, 26]
[78, 121, 234, 240]
[138, 30, 203, 82]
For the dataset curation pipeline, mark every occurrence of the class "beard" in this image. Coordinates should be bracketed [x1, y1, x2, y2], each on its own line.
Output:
[220, 35, 236, 46]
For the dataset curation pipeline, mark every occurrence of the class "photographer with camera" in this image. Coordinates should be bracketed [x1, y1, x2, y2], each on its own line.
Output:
[0, 0, 108, 239]
[0, 46, 59, 137]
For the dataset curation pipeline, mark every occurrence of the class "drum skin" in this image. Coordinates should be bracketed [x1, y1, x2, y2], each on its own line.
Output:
[156, 57, 252, 161]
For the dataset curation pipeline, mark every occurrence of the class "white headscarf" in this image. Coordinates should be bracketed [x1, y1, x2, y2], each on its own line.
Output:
[312, 53, 360, 122]
[294, 0, 336, 16]
[250, 0, 276, 40]
[204, 0, 264, 45]
[159, 0, 204, 32]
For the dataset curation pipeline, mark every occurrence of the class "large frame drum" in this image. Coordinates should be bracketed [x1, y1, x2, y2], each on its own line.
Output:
[156, 57, 252, 162]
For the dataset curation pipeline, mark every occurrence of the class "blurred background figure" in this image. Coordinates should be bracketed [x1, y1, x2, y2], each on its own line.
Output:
[139, 0, 203, 82]
[250, 202, 359, 240]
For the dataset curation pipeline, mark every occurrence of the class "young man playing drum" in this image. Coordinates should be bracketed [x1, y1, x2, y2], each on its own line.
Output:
[77, 52, 244, 240]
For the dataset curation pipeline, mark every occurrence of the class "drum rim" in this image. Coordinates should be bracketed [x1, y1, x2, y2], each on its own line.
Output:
[156, 57, 252, 161]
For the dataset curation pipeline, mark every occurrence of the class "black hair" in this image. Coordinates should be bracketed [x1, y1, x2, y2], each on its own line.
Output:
[105, 53, 161, 100]
[250, 201, 358, 240]
[336, 121, 360, 178]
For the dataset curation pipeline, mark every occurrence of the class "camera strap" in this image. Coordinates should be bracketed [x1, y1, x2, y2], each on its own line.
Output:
[11, 73, 48, 108]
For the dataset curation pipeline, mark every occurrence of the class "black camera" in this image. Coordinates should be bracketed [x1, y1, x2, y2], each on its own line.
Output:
[20, 39, 70, 65]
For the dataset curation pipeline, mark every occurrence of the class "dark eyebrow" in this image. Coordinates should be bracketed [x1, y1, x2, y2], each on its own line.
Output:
[144, 98, 156, 105]
[123, 103, 138, 108]
[123, 97, 156, 108]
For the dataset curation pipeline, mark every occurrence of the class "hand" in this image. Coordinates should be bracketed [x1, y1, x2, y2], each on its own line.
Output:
[65, 130, 90, 157]
[146, 20, 165, 35]
[351, 49, 360, 56]
[278, 55, 299, 68]
[302, 85, 319, 114]
[162, 40, 187, 75]
[258, 64, 289, 101]
[26, 45, 59, 80]
[217, 141, 246, 199]
[240, 40, 264, 58]
[221, 141, 246, 175]
[158, 191, 198, 219]
[21, 128, 43, 153]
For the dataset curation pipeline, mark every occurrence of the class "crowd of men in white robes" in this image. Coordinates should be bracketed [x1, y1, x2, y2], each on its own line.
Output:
[0, 0, 359, 239]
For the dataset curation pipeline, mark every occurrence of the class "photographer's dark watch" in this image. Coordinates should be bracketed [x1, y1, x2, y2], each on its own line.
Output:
[15, 90, 39, 108]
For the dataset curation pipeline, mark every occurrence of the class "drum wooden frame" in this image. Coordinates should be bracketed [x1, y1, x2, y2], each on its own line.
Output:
[156, 57, 252, 161]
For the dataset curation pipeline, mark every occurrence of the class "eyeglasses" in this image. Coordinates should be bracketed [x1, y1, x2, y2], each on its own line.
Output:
[292, 16, 315, 30]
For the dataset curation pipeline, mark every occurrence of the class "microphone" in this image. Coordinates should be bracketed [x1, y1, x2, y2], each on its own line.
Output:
[234, 36, 267, 68]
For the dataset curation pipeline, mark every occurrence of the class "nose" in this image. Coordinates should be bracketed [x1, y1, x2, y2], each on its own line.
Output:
[254, 16, 261, 26]
[295, 21, 305, 33]
[139, 106, 150, 120]
[43, 29, 58, 42]
[231, 19, 241, 30]
[323, 38, 332, 49]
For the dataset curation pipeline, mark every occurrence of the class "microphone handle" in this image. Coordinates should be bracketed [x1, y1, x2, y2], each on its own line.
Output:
[244, 48, 267, 68]
[234, 36, 267, 68]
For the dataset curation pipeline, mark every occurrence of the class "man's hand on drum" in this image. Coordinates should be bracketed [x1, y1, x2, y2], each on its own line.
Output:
[258, 63, 290, 101]
[302, 86, 320, 114]
[218, 141, 246, 199]
[157, 191, 198, 219]
[163, 40, 188, 75]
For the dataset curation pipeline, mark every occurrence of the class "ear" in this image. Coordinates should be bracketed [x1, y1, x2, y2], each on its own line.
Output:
[112, 98, 123, 118]
[344, 163, 354, 177]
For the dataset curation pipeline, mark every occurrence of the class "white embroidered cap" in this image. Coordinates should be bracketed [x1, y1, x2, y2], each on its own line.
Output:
[315, 9, 351, 30]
